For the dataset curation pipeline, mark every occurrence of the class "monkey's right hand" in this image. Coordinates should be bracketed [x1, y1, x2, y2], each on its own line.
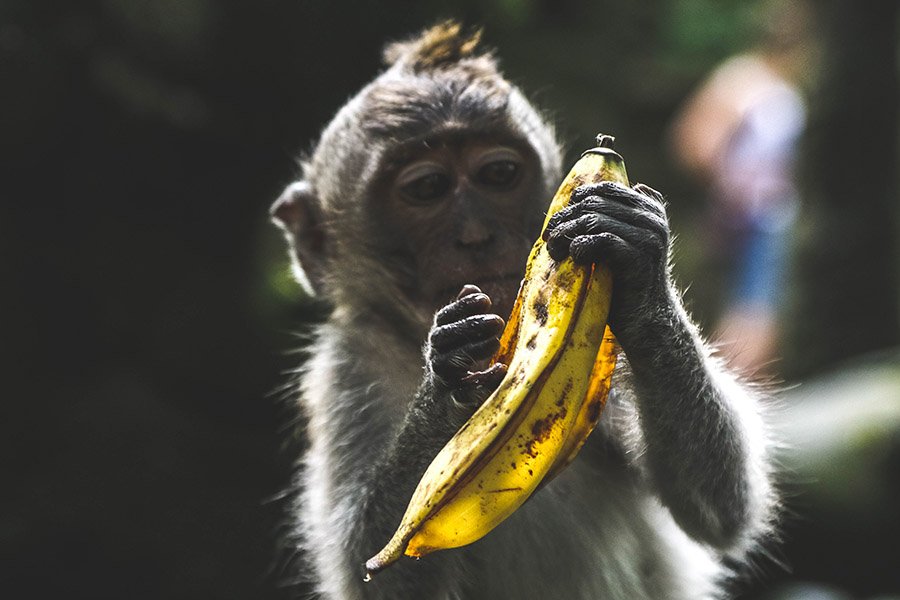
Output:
[426, 285, 508, 407]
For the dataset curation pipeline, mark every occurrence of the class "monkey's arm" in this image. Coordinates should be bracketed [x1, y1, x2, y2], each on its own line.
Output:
[544, 182, 774, 553]
[616, 293, 773, 553]
[350, 288, 505, 594]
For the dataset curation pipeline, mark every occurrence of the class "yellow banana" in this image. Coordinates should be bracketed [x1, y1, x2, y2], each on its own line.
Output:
[364, 135, 629, 578]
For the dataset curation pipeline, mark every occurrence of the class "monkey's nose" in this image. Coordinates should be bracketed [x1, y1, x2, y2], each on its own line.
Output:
[456, 219, 496, 250]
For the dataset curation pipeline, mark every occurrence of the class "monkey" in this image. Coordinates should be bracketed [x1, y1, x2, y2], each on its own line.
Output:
[271, 22, 776, 600]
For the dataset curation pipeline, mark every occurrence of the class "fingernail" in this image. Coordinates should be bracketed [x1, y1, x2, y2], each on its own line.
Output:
[456, 284, 482, 299]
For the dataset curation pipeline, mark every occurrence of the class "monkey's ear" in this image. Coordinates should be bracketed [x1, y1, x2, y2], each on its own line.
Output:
[270, 181, 327, 296]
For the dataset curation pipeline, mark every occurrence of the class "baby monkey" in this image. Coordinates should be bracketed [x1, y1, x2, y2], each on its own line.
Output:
[272, 21, 776, 600]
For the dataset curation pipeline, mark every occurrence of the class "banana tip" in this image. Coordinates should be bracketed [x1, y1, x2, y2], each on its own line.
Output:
[363, 556, 389, 582]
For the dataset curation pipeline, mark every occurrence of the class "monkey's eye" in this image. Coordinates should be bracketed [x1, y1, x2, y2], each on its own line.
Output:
[402, 173, 452, 203]
[472, 146, 523, 190]
[397, 162, 452, 204]
[476, 160, 519, 189]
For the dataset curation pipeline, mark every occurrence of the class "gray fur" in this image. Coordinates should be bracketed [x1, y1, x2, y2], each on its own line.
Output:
[273, 22, 776, 600]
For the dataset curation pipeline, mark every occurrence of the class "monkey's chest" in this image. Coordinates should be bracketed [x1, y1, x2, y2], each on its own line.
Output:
[457, 458, 684, 600]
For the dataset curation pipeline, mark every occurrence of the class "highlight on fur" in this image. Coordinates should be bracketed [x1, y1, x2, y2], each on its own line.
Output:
[383, 20, 486, 72]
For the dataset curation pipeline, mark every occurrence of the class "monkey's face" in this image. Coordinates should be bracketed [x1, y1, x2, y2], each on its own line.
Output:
[373, 137, 547, 320]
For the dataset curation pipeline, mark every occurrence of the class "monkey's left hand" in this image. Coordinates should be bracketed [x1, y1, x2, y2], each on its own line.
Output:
[543, 181, 671, 349]
[426, 285, 509, 409]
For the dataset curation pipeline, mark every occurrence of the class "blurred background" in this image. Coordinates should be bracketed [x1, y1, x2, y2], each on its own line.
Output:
[2, 0, 898, 598]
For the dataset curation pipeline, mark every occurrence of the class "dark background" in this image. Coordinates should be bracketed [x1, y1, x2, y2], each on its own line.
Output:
[2, 1, 898, 599]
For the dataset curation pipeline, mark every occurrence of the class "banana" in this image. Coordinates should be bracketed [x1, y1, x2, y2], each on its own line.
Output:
[364, 135, 629, 579]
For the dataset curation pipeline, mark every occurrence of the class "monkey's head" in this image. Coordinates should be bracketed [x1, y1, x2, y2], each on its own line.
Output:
[272, 22, 562, 338]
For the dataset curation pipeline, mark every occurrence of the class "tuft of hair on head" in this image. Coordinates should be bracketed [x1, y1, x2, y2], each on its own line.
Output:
[383, 20, 487, 73]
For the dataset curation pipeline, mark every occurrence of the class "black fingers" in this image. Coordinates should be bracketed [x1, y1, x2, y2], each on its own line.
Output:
[543, 180, 669, 264]
[546, 210, 666, 264]
[430, 314, 505, 351]
[548, 181, 665, 231]
[545, 213, 600, 261]
[435, 287, 492, 326]
[463, 337, 503, 362]
[430, 284, 506, 383]
[549, 199, 662, 238]
[429, 304, 505, 382]
[572, 181, 665, 211]
[431, 336, 502, 382]
[569, 232, 635, 269]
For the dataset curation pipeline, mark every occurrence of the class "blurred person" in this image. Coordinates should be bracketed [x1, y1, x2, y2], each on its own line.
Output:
[669, 0, 816, 375]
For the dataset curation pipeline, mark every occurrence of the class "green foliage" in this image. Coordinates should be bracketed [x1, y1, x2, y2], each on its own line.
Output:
[664, 0, 757, 60]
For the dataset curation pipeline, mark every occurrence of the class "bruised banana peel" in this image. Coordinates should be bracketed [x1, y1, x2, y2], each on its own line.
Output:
[364, 135, 628, 578]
